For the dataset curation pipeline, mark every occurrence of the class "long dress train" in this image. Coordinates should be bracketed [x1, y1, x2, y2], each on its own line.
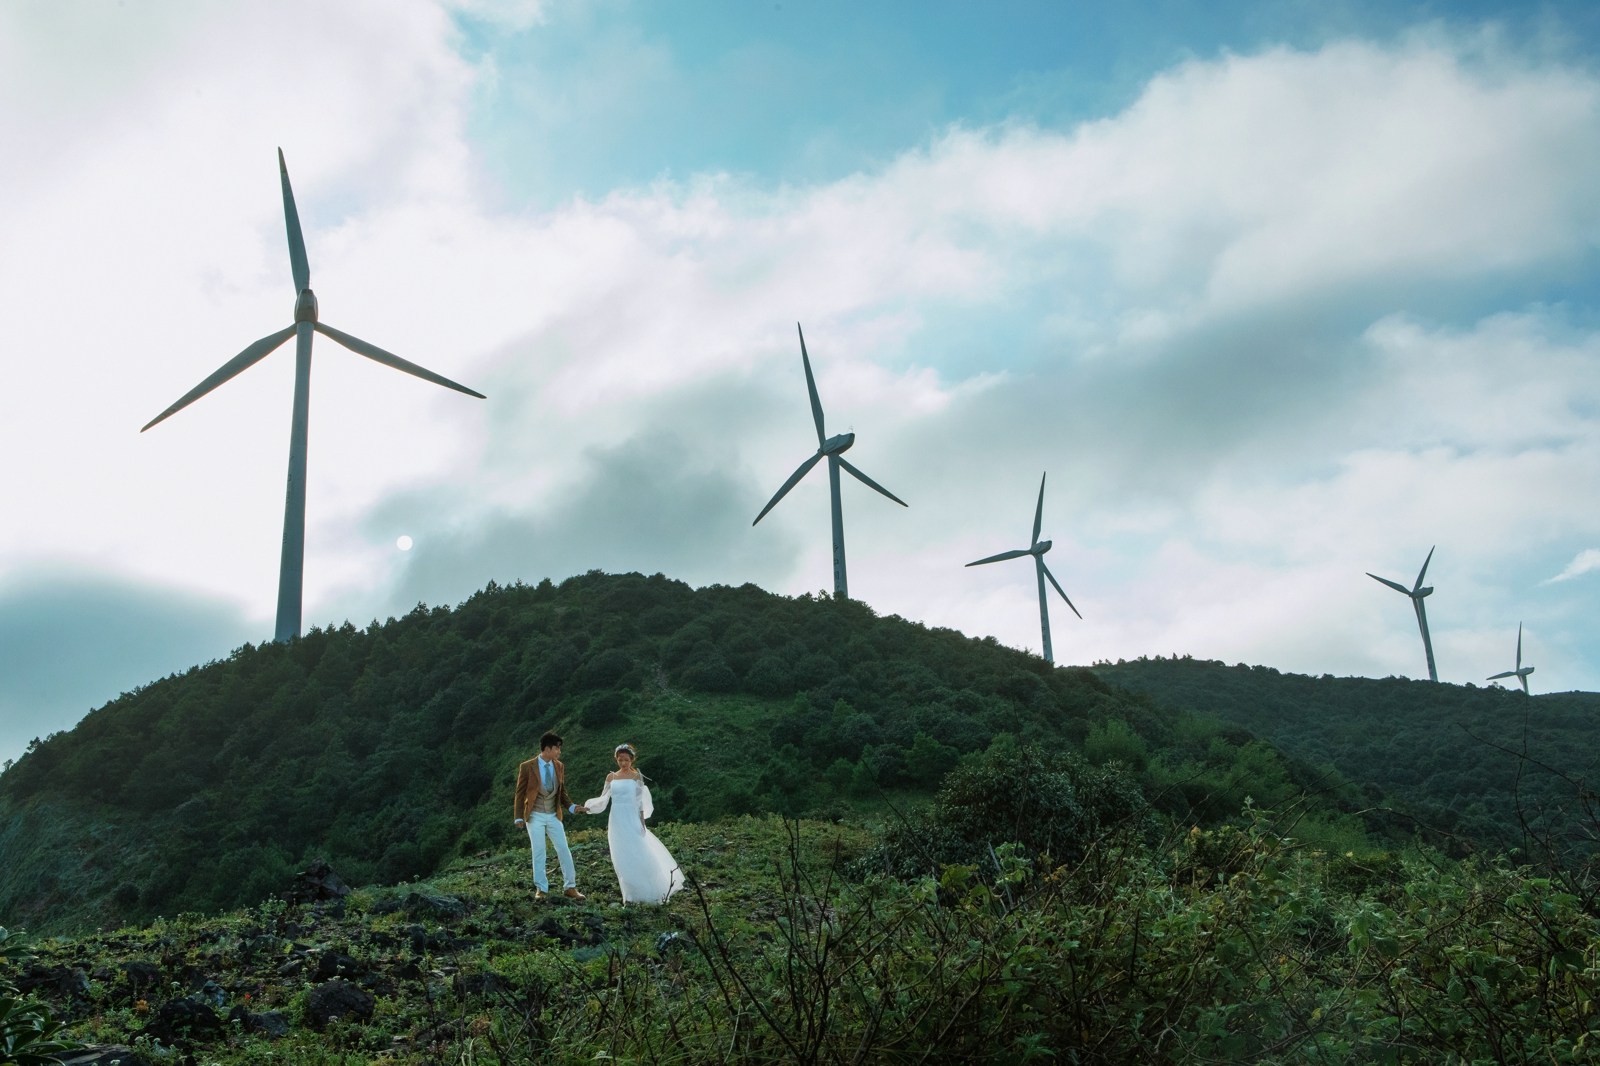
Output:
[583, 777, 684, 903]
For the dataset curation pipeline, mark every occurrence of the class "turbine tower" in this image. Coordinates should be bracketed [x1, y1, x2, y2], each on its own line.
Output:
[1487, 623, 1535, 695]
[753, 324, 907, 599]
[1367, 546, 1438, 682]
[143, 149, 485, 643]
[966, 473, 1081, 665]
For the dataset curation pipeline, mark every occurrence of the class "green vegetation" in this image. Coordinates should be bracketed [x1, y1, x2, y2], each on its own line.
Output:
[0, 927, 81, 1066]
[1097, 655, 1600, 859]
[0, 572, 1356, 934]
[5, 747, 1598, 1064]
[8, 572, 1600, 1060]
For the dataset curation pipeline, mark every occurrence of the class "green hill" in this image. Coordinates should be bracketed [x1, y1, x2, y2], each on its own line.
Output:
[1095, 655, 1600, 860]
[2, 571, 1356, 934]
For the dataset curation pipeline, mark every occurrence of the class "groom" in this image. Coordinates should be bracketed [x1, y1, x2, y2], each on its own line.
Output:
[513, 731, 587, 901]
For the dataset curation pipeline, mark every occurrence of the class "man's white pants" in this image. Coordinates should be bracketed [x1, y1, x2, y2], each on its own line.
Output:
[525, 813, 576, 891]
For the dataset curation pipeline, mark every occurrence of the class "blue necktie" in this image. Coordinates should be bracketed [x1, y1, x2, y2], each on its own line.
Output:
[542, 761, 553, 792]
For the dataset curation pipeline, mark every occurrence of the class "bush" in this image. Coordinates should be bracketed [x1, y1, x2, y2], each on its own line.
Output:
[866, 739, 1152, 878]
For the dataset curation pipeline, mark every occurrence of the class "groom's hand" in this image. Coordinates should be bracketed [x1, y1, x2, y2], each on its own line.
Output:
[574, 805, 588, 814]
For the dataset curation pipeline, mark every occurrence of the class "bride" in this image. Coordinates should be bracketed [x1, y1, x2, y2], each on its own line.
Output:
[580, 744, 684, 904]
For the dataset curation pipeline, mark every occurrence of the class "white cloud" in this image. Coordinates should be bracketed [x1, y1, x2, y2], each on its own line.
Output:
[1545, 548, 1600, 584]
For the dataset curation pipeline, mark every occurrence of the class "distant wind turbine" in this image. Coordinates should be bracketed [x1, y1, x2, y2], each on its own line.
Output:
[966, 473, 1081, 665]
[1487, 623, 1535, 695]
[1367, 547, 1439, 682]
[752, 324, 907, 599]
[142, 149, 485, 643]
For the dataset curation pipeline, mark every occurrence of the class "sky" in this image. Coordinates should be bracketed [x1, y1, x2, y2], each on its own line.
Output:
[3, 0, 1600, 765]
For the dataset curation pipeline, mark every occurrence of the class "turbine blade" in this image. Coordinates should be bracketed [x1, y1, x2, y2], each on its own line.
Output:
[1367, 573, 1413, 596]
[1413, 545, 1435, 593]
[279, 148, 310, 293]
[1516, 623, 1522, 670]
[798, 324, 825, 447]
[965, 548, 1031, 566]
[141, 324, 298, 431]
[1487, 670, 1516, 681]
[838, 457, 908, 507]
[1032, 472, 1046, 546]
[753, 452, 823, 525]
[1042, 560, 1082, 618]
[314, 323, 485, 398]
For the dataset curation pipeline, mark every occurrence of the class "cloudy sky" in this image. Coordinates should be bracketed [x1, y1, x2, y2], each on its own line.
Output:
[4, 0, 1600, 764]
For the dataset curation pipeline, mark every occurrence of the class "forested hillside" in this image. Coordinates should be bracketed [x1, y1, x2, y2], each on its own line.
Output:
[1096, 655, 1600, 858]
[0, 572, 1351, 934]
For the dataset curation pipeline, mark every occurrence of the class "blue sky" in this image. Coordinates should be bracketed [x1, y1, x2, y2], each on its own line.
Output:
[3, 0, 1600, 765]
[457, 0, 1600, 202]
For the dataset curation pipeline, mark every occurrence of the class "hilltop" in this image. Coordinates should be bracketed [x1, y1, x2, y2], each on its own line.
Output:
[2, 571, 1355, 934]
[1096, 655, 1600, 859]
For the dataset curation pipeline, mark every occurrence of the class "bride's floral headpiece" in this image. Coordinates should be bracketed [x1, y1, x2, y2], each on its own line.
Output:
[614, 743, 637, 757]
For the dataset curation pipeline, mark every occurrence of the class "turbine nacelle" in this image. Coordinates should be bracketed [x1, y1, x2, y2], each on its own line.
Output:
[821, 432, 855, 456]
[1414, 585, 1433, 599]
[294, 288, 318, 323]
[1032, 539, 1052, 555]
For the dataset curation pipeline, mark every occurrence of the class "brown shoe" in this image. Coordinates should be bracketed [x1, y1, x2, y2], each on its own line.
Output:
[564, 888, 585, 901]
[534, 889, 546, 901]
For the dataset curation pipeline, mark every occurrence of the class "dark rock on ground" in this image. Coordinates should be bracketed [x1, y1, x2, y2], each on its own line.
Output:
[16, 964, 89, 996]
[57, 1045, 149, 1066]
[401, 893, 467, 921]
[369, 897, 404, 916]
[534, 915, 605, 947]
[311, 898, 347, 920]
[452, 972, 510, 997]
[227, 1005, 290, 1038]
[288, 858, 351, 903]
[140, 996, 223, 1042]
[313, 950, 365, 983]
[305, 979, 375, 1029]
[392, 959, 423, 981]
[276, 958, 304, 978]
[119, 961, 160, 989]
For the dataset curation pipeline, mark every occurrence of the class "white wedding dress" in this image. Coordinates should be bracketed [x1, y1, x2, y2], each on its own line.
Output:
[583, 777, 684, 904]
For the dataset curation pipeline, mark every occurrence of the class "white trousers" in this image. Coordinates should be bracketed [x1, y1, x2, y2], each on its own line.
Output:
[525, 812, 576, 891]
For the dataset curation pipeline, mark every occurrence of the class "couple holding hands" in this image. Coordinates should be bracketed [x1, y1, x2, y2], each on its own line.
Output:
[513, 732, 684, 904]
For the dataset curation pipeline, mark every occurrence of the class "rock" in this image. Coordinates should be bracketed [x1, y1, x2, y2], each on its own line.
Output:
[369, 897, 404, 916]
[312, 950, 364, 983]
[119, 961, 160, 989]
[305, 979, 375, 1029]
[140, 996, 223, 1042]
[16, 964, 89, 997]
[452, 972, 510, 998]
[276, 958, 304, 978]
[227, 1005, 290, 1039]
[654, 931, 691, 956]
[288, 858, 351, 903]
[401, 893, 466, 921]
[392, 959, 423, 981]
[56, 1045, 149, 1066]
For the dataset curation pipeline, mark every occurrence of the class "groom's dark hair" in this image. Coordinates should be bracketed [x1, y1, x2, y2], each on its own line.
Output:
[540, 731, 563, 751]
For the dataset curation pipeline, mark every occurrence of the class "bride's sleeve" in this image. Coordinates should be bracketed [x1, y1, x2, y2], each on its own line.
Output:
[639, 784, 653, 821]
[584, 780, 612, 813]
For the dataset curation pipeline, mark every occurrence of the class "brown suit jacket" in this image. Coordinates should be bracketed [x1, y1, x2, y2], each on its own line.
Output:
[514, 756, 573, 822]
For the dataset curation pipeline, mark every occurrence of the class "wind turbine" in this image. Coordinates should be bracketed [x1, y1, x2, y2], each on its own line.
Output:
[1367, 547, 1438, 682]
[142, 149, 485, 643]
[1487, 623, 1535, 695]
[966, 473, 1081, 665]
[752, 324, 906, 599]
